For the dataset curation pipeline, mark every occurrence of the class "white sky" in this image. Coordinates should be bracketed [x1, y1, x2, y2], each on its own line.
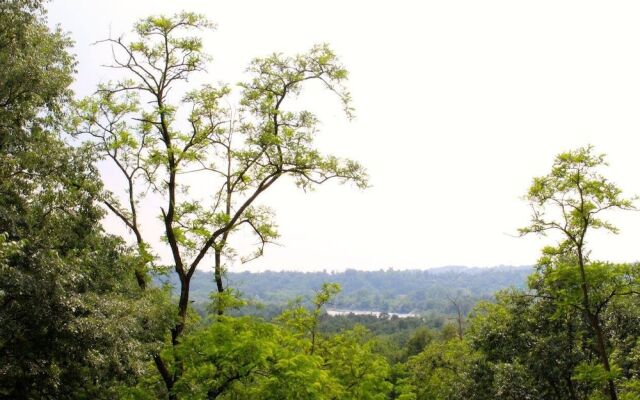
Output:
[48, 0, 640, 271]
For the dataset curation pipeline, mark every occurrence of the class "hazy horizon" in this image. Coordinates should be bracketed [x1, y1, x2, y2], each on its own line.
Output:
[189, 264, 534, 274]
[47, 0, 640, 272]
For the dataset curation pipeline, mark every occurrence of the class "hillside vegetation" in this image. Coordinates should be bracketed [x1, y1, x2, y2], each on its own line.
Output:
[3, 3, 640, 399]
[165, 266, 531, 315]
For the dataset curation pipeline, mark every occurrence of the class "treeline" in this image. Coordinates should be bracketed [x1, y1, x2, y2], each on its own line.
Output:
[169, 266, 531, 315]
[2, 2, 640, 399]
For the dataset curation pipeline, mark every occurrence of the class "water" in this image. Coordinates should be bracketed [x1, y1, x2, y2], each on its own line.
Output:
[326, 309, 418, 318]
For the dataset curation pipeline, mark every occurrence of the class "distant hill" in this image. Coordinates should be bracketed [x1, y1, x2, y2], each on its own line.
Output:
[158, 266, 533, 315]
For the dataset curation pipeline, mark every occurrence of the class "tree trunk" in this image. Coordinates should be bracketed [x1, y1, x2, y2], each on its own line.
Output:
[589, 311, 617, 400]
[214, 250, 225, 316]
[577, 249, 617, 400]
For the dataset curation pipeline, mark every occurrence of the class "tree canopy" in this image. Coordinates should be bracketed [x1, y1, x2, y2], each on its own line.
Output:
[2, 2, 640, 399]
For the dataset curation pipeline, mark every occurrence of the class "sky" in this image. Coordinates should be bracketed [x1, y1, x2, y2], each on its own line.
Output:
[47, 0, 640, 272]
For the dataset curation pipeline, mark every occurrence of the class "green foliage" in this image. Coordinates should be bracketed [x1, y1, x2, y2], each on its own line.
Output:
[274, 284, 393, 398]
[164, 267, 531, 317]
[0, 0, 74, 139]
[520, 145, 635, 241]
[208, 287, 249, 317]
[519, 146, 638, 400]
[171, 316, 333, 399]
[491, 361, 539, 400]
[400, 338, 487, 400]
[319, 326, 392, 399]
[7, 3, 640, 399]
[153, 311, 391, 399]
[72, 10, 370, 395]
[277, 282, 341, 354]
[0, 82, 172, 396]
[574, 362, 622, 386]
[75, 12, 367, 268]
[404, 327, 434, 359]
[0, 2, 172, 397]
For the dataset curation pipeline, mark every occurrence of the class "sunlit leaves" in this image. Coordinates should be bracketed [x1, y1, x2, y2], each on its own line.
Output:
[72, 11, 371, 396]
[517, 145, 639, 400]
[0, 0, 74, 134]
[520, 146, 635, 246]
[319, 326, 393, 400]
[172, 316, 340, 399]
[277, 282, 341, 350]
[78, 15, 368, 276]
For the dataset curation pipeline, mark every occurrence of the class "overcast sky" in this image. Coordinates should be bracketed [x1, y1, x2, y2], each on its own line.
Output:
[48, 0, 640, 272]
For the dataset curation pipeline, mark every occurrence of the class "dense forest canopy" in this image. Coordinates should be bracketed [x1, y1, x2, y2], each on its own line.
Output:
[2, 1, 640, 399]
[163, 266, 531, 316]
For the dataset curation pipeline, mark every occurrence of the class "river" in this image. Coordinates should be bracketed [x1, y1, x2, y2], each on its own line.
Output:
[326, 309, 417, 318]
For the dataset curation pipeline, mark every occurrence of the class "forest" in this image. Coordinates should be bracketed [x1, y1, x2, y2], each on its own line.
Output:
[164, 267, 531, 317]
[2, 1, 640, 399]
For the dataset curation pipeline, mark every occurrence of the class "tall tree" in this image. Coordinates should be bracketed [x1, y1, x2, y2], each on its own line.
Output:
[519, 146, 635, 400]
[76, 12, 367, 396]
[0, 0, 73, 142]
[278, 283, 392, 399]
[0, 1, 169, 398]
[397, 337, 489, 400]
[468, 290, 585, 399]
